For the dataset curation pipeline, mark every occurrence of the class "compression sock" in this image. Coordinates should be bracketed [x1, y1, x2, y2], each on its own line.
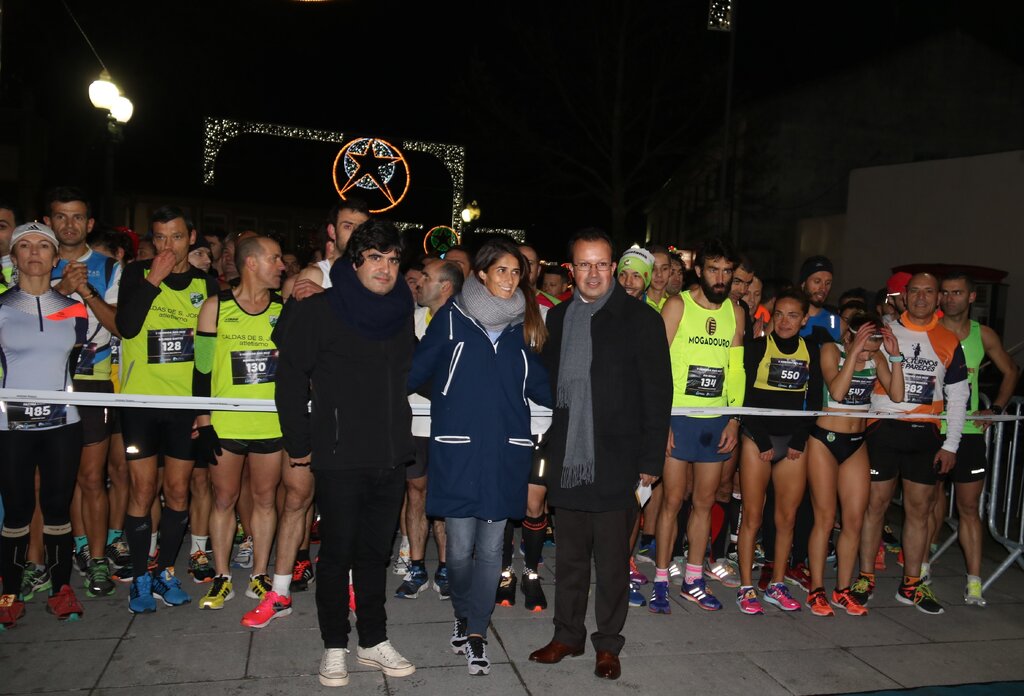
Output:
[522, 514, 547, 570]
[124, 515, 151, 579]
[45, 524, 75, 590]
[156, 508, 189, 571]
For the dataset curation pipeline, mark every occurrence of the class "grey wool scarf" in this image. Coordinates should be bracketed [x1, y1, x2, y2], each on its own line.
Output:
[458, 275, 526, 334]
[556, 285, 614, 488]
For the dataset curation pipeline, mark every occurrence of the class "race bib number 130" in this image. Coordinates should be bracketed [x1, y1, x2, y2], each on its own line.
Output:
[230, 349, 278, 385]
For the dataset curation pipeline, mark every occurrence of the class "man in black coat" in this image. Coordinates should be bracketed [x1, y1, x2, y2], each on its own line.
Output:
[275, 219, 418, 687]
[528, 228, 672, 680]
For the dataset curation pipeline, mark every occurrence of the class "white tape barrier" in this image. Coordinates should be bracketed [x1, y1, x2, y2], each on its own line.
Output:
[1, 388, 1021, 422]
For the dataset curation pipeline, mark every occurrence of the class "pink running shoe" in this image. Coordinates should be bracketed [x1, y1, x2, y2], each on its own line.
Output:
[764, 582, 802, 611]
[736, 586, 764, 615]
[629, 557, 649, 585]
[241, 591, 292, 628]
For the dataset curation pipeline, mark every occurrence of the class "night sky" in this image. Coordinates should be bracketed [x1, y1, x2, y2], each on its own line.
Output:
[2, 0, 1021, 258]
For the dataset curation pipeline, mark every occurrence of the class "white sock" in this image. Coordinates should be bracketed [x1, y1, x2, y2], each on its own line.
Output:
[273, 573, 291, 597]
[191, 535, 209, 555]
[149, 532, 159, 556]
[920, 562, 930, 577]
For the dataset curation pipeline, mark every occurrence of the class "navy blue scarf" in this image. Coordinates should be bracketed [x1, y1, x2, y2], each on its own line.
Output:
[327, 260, 413, 340]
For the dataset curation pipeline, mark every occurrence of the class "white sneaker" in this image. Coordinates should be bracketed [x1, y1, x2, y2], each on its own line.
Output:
[667, 558, 686, 586]
[356, 640, 416, 677]
[392, 542, 411, 575]
[964, 577, 987, 607]
[704, 557, 741, 588]
[465, 636, 490, 676]
[319, 648, 349, 687]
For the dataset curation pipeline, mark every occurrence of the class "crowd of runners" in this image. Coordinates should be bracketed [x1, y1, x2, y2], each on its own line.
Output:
[0, 187, 1018, 686]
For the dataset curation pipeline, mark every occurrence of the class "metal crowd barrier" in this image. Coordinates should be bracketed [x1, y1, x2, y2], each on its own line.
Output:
[982, 396, 1024, 591]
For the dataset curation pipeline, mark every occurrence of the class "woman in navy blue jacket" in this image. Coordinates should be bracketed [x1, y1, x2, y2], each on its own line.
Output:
[408, 238, 551, 676]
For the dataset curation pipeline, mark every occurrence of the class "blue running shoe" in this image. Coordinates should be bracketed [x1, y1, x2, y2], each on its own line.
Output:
[128, 574, 157, 614]
[681, 576, 722, 611]
[394, 564, 429, 599]
[434, 566, 451, 600]
[151, 568, 191, 606]
[649, 580, 671, 614]
[628, 582, 647, 607]
[636, 539, 656, 565]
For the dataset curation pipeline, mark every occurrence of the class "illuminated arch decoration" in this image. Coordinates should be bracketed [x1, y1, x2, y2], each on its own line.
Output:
[202, 118, 467, 231]
[423, 226, 460, 255]
[332, 137, 410, 213]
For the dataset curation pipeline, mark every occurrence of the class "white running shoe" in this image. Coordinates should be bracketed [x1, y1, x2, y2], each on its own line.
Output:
[356, 640, 416, 677]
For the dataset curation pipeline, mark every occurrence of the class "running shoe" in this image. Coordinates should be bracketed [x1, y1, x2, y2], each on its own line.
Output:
[806, 587, 834, 617]
[831, 587, 869, 616]
[635, 538, 656, 564]
[73, 544, 91, 578]
[233, 520, 246, 545]
[495, 567, 517, 606]
[465, 636, 490, 676]
[392, 540, 411, 575]
[629, 557, 649, 585]
[290, 558, 314, 592]
[882, 524, 901, 551]
[246, 573, 272, 600]
[434, 566, 451, 600]
[704, 557, 741, 588]
[681, 576, 722, 611]
[874, 543, 887, 570]
[86, 558, 116, 597]
[521, 568, 546, 611]
[20, 563, 52, 601]
[649, 580, 671, 614]
[242, 590, 293, 628]
[310, 514, 321, 544]
[128, 574, 157, 614]
[199, 575, 234, 609]
[757, 562, 774, 592]
[628, 582, 647, 607]
[827, 537, 838, 566]
[736, 586, 764, 615]
[46, 584, 84, 621]
[964, 578, 987, 607]
[450, 616, 469, 653]
[896, 548, 904, 568]
[105, 536, 131, 570]
[0, 594, 26, 629]
[189, 550, 215, 584]
[151, 568, 191, 606]
[764, 582, 802, 611]
[319, 648, 349, 687]
[667, 558, 686, 586]
[784, 562, 812, 593]
[850, 573, 875, 605]
[232, 536, 254, 570]
[896, 580, 944, 615]
[356, 640, 416, 677]
[754, 542, 766, 567]
[395, 564, 429, 599]
[112, 563, 134, 584]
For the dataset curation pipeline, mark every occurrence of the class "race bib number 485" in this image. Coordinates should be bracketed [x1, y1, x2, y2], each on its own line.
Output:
[8, 403, 68, 430]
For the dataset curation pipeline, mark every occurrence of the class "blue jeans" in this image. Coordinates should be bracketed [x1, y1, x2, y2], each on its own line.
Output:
[445, 516, 505, 638]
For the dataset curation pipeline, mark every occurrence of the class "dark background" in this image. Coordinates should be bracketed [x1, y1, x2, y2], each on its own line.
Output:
[1, 0, 1021, 258]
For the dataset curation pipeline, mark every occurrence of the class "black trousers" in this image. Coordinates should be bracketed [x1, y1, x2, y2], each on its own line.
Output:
[313, 466, 405, 650]
[552, 506, 636, 655]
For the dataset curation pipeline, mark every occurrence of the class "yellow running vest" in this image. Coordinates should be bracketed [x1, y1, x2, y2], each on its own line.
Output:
[210, 292, 283, 440]
[670, 290, 737, 414]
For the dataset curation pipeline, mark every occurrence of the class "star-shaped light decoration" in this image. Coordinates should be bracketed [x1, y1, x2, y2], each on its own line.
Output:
[332, 137, 411, 213]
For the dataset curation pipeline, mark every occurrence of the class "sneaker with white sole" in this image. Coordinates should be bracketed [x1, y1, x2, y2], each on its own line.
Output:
[450, 616, 469, 654]
[964, 577, 987, 607]
[356, 640, 416, 677]
[764, 582, 802, 611]
[392, 541, 411, 575]
[465, 635, 490, 676]
[319, 648, 350, 687]
[704, 557, 741, 588]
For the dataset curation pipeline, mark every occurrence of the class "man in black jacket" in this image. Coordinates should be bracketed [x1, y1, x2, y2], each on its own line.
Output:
[528, 228, 672, 680]
[275, 219, 417, 688]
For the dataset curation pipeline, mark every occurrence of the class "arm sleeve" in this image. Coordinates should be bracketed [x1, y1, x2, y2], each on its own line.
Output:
[727, 345, 746, 408]
[191, 331, 215, 406]
[115, 262, 160, 339]
[274, 298, 319, 459]
[941, 344, 970, 453]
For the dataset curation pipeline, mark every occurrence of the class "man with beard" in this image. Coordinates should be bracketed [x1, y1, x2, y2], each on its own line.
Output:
[666, 253, 685, 297]
[798, 256, 841, 344]
[651, 238, 745, 613]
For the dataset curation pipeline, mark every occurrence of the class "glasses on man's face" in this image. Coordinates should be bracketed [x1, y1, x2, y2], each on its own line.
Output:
[573, 261, 612, 272]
